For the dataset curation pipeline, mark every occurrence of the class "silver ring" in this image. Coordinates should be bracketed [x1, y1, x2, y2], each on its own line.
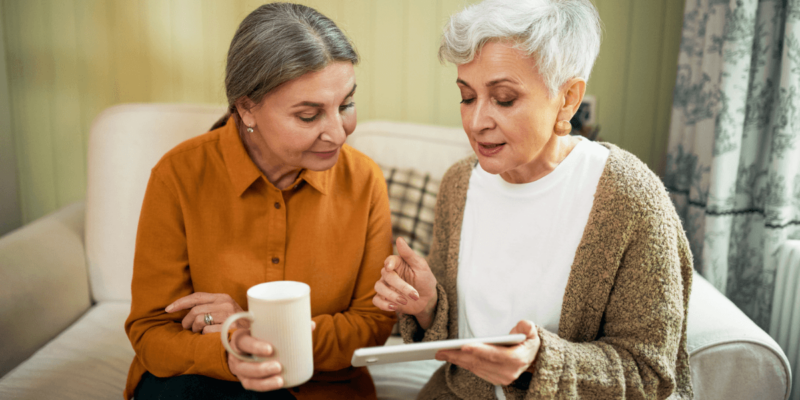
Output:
[204, 313, 214, 326]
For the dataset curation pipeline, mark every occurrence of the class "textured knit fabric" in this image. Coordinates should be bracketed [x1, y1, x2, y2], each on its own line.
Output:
[400, 143, 693, 399]
[124, 117, 396, 400]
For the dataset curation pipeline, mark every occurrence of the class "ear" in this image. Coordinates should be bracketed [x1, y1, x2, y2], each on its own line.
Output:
[556, 78, 586, 123]
[234, 97, 258, 128]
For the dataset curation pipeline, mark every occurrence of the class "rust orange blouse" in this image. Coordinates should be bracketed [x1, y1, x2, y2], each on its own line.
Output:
[124, 117, 396, 399]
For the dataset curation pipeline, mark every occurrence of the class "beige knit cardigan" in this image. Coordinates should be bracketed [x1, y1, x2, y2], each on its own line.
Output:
[399, 143, 693, 400]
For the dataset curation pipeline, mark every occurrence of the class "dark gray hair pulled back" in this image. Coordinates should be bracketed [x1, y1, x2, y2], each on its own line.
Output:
[211, 2, 358, 130]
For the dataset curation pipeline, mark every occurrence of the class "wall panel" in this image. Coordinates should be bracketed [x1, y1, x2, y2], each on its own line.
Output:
[0, 2, 22, 236]
[372, 1, 407, 121]
[620, 0, 668, 168]
[435, 0, 470, 128]
[2, 0, 685, 224]
[15, 0, 58, 222]
[111, 1, 149, 103]
[75, 0, 114, 151]
[143, 0, 174, 103]
[405, 0, 439, 125]
[49, 0, 86, 206]
[339, 0, 375, 121]
[588, 0, 632, 146]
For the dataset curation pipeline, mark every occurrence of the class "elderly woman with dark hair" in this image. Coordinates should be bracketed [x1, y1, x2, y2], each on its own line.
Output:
[125, 3, 395, 400]
[373, 0, 693, 399]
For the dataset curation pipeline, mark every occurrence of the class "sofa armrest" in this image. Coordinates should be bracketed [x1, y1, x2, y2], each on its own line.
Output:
[687, 271, 792, 400]
[0, 202, 91, 378]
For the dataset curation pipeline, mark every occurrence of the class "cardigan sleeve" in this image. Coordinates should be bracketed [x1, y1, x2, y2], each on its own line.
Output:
[398, 283, 450, 342]
[516, 213, 691, 399]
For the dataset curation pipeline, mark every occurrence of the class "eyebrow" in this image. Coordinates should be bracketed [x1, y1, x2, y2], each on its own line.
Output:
[290, 84, 357, 108]
[456, 78, 518, 88]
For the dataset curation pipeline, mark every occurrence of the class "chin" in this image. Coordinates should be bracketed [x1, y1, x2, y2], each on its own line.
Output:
[475, 155, 507, 175]
[304, 154, 340, 171]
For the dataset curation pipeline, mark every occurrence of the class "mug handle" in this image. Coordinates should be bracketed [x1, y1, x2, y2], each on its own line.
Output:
[221, 311, 260, 362]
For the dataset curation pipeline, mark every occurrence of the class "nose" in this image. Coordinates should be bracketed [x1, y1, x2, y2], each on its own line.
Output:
[467, 99, 494, 135]
[319, 112, 347, 145]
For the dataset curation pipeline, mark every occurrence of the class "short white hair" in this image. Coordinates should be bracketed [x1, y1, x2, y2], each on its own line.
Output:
[439, 0, 602, 98]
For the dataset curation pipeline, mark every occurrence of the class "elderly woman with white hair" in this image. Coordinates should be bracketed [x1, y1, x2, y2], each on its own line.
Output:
[372, 0, 693, 398]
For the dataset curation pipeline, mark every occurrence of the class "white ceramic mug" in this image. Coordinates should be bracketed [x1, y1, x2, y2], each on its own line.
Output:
[221, 281, 314, 388]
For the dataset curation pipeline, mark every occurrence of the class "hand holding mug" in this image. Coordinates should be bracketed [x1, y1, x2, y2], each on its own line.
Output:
[221, 281, 314, 390]
[227, 321, 316, 391]
[165, 292, 245, 334]
[372, 237, 438, 329]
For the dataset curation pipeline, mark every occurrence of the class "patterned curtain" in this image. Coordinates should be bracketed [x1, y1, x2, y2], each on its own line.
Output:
[664, 0, 800, 330]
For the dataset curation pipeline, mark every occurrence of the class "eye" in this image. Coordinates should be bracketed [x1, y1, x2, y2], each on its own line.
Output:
[496, 99, 514, 107]
[460, 98, 475, 105]
[298, 113, 320, 123]
[339, 102, 355, 112]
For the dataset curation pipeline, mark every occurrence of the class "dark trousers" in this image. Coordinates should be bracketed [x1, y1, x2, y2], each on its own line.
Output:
[135, 371, 297, 400]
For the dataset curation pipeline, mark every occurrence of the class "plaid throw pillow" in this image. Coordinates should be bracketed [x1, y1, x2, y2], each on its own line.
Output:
[380, 166, 440, 257]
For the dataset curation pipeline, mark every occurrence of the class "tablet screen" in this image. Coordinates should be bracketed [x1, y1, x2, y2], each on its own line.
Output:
[351, 334, 526, 367]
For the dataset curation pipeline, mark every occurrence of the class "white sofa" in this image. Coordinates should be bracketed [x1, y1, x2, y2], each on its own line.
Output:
[0, 103, 791, 400]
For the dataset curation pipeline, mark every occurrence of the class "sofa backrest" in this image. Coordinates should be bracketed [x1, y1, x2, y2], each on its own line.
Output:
[85, 104, 226, 302]
[84, 105, 472, 302]
[347, 120, 472, 181]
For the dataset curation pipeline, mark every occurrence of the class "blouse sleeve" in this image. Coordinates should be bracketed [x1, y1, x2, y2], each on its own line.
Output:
[517, 211, 692, 399]
[309, 163, 397, 371]
[124, 169, 237, 381]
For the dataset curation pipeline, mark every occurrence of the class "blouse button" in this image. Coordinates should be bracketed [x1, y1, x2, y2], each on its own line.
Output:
[272, 257, 280, 264]
[274, 202, 281, 209]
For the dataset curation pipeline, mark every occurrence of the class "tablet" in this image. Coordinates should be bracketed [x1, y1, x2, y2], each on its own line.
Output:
[351, 334, 526, 367]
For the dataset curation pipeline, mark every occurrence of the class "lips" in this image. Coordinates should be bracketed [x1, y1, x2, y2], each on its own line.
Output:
[311, 148, 339, 159]
[477, 141, 505, 156]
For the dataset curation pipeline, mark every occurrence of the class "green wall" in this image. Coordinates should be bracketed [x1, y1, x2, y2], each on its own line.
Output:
[1, 0, 685, 224]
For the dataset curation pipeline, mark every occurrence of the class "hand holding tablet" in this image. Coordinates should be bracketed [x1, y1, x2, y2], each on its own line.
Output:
[351, 334, 526, 367]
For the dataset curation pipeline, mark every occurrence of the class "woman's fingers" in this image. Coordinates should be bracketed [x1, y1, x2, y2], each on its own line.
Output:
[376, 273, 412, 305]
[202, 324, 222, 334]
[231, 358, 282, 378]
[233, 330, 274, 358]
[167, 293, 243, 332]
[165, 292, 218, 313]
[383, 255, 403, 272]
[381, 268, 420, 301]
[228, 330, 285, 392]
[395, 237, 425, 270]
[437, 342, 532, 386]
[239, 376, 284, 392]
[510, 320, 536, 338]
[372, 291, 398, 312]
[181, 304, 231, 332]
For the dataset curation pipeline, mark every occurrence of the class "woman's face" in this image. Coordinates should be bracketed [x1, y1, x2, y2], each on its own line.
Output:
[457, 41, 564, 181]
[239, 61, 357, 173]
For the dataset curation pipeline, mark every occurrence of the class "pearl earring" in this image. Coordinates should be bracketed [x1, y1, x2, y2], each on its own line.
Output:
[246, 126, 254, 133]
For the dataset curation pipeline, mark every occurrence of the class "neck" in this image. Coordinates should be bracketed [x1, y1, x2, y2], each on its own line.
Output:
[239, 127, 301, 190]
[499, 134, 579, 184]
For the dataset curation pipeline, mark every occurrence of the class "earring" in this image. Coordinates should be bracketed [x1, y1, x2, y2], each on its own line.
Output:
[554, 120, 572, 136]
[246, 126, 254, 133]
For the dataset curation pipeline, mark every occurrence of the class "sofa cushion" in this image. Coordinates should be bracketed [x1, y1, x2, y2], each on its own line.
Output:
[0, 302, 133, 399]
[0, 300, 443, 400]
